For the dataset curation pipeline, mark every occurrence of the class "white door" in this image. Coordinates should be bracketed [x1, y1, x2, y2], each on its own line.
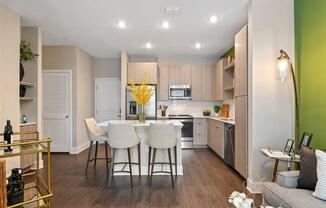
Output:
[95, 78, 121, 122]
[42, 70, 72, 152]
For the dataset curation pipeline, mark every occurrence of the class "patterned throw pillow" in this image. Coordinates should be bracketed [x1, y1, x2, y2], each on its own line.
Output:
[313, 150, 326, 200]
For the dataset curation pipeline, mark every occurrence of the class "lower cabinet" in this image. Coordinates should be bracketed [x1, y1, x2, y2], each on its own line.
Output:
[207, 119, 224, 158]
[193, 118, 207, 145]
[20, 124, 37, 169]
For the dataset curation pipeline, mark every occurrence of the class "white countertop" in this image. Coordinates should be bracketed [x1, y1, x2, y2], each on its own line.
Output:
[20, 122, 37, 126]
[98, 120, 183, 127]
[192, 115, 235, 125]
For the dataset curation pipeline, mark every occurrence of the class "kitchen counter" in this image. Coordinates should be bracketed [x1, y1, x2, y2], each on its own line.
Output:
[192, 115, 235, 125]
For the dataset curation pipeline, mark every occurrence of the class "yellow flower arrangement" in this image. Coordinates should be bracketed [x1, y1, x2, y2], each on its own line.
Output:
[128, 72, 153, 105]
[128, 72, 153, 122]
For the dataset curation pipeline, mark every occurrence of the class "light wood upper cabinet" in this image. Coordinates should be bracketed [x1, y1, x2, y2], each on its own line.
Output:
[235, 25, 248, 97]
[168, 64, 192, 85]
[235, 96, 248, 178]
[191, 64, 213, 101]
[127, 62, 157, 84]
[158, 63, 169, 100]
[213, 60, 224, 101]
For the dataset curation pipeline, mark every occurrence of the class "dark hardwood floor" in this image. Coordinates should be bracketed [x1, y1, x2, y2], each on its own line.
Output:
[46, 146, 245, 208]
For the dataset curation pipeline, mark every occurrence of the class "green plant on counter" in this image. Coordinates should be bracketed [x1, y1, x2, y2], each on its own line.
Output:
[214, 105, 221, 113]
[203, 109, 211, 116]
[20, 40, 38, 62]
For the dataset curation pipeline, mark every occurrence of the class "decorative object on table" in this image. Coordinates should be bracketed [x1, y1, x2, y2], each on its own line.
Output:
[214, 105, 221, 114]
[19, 40, 39, 81]
[203, 109, 211, 116]
[297, 146, 317, 191]
[128, 72, 153, 122]
[3, 120, 13, 152]
[19, 85, 26, 97]
[21, 115, 27, 124]
[0, 160, 7, 208]
[228, 191, 253, 208]
[219, 104, 229, 118]
[7, 168, 24, 206]
[277, 50, 299, 143]
[284, 139, 294, 154]
[313, 150, 326, 200]
[298, 132, 313, 150]
[158, 105, 168, 117]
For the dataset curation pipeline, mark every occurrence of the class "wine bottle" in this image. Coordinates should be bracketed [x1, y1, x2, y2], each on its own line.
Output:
[4, 120, 13, 152]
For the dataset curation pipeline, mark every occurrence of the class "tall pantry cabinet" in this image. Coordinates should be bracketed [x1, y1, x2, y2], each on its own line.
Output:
[234, 25, 248, 178]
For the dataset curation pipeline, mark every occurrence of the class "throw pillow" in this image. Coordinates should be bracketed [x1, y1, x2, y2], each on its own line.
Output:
[313, 150, 326, 200]
[297, 147, 318, 190]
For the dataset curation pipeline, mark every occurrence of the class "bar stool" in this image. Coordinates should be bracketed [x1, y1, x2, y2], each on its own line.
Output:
[148, 123, 177, 188]
[107, 122, 141, 188]
[84, 118, 111, 180]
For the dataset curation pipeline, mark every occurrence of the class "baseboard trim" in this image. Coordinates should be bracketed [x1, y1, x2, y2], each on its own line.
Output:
[246, 178, 262, 193]
[70, 142, 89, 154]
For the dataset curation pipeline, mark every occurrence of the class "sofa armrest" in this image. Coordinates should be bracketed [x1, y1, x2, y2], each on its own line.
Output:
[276, 170, 299, 188]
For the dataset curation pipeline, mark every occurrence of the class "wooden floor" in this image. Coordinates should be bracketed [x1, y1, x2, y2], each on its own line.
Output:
[47, 146, 245, 208]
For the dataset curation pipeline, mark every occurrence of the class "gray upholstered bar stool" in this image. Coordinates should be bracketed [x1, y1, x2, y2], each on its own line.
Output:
[107, 122, 141, 188]
[148, 123, 177, 188]
[84, 118, 111, 179]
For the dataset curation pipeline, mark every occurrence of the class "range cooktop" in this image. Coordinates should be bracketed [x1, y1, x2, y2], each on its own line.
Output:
[168, 114, 193, 119]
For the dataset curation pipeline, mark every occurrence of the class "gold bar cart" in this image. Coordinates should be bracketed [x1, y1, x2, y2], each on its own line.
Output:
[0, 132, 53, 208]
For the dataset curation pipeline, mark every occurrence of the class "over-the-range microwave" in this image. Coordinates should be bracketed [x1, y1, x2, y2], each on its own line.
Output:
[169, 85, 191, 100]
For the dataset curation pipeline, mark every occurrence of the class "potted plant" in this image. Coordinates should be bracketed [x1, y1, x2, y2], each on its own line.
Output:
[203, 109, 211, 116]
[128, 73, 153, 122]
[214, 105, 221, 114]
[20, 40, 38, 81]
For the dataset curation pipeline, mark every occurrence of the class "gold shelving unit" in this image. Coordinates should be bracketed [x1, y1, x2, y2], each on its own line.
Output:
[0, 132, 52, 208]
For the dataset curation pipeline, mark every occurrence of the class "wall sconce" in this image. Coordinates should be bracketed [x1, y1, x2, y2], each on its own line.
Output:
[277, 50, 299, 139]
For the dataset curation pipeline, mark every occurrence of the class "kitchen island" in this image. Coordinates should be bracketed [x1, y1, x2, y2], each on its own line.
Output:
[98, 120, 183, 175]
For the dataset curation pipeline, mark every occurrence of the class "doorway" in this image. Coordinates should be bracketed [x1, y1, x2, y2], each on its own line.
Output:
[95, 78, 121, 122]
[42, 70, 72, 152]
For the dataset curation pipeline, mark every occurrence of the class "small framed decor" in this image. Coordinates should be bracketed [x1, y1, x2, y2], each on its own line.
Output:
[299, 132, 313, 149]
[284, 139, 294, 154]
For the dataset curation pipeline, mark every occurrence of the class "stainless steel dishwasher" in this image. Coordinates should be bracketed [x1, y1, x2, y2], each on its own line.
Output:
[224, 124, 235, 168]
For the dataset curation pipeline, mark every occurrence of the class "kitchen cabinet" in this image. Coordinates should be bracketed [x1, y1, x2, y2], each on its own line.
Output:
[127, 62, 157, 84]
[20, 123, 37, 169]
[158, 63, 169, 100]
[235, 25, 248, 97]
[235, 96, 248, 177]
[193, 118, 207, 145]
[168, 64, 192, 85]
[207, 119, 224, 158]
[213, 60, 224, 101]
[191, 64, 213, 101]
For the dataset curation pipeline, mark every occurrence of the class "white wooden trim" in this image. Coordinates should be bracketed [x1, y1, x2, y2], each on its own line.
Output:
[42, 70, 73, 153]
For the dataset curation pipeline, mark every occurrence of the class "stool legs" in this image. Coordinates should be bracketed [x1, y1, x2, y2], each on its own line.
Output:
[85, 141, 94, 176]
[94, 141, 99, 167]
[168, 148, 174, 188]
[138, 143, 141, 177]
[108, 148, 116, 187]
[127, 148, 133, 188]
[174, 145, 177, 176]
[148, 146, 152, 176]
[104, 141, 109, 184]
[149, 148, 157, 187]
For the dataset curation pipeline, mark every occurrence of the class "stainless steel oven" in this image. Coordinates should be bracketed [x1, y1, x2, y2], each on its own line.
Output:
[169, 115, 193, 149]
[169, 85, 191, 100]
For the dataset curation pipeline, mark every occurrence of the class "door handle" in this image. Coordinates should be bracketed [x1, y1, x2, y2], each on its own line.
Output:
[65, 115, 69, 118]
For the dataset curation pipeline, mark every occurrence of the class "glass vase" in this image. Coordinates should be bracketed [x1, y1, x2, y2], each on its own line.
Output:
[138, 104, 146, 122]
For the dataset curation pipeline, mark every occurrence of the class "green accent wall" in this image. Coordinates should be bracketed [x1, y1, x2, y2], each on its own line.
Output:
[295, 0, 326, 149]
[220, 47, 235, 59]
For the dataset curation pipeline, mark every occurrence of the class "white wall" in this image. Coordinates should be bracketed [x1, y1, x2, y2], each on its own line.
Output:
[247, 0, 295, 192]
[93, 58, 121, 78]
[0, 4, 21, 174]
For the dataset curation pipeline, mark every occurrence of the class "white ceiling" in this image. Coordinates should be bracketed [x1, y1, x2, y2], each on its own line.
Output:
[0, 0, 249, 58]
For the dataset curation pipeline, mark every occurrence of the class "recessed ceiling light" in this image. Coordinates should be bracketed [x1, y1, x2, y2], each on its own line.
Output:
[145, 42, 152, 49]
[209, 15, 219, 23]
[117, 20, 126, 29]
[195, 42, 201, 49]
[162, 21, 170, 29]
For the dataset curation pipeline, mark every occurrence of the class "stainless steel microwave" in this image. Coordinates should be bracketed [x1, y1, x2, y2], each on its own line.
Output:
[169, 85, 191, 100]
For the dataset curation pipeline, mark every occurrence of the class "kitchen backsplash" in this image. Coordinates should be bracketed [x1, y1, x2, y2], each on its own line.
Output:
[157, 100, 234, 118]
